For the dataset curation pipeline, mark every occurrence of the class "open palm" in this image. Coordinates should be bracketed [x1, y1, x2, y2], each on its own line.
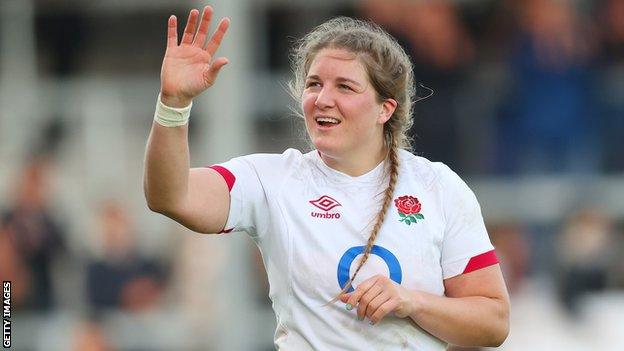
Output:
[160, 6, 230, 107]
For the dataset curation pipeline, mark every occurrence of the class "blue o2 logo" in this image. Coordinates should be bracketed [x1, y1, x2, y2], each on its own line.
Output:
[337, 245, 402, 293]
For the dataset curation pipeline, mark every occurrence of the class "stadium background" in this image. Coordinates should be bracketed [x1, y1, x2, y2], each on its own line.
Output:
[1, 0, 623, 350]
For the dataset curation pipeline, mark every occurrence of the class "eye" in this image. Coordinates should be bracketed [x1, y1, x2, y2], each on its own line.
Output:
[305, 81, 321, 88]
[339, 84, 353, 91]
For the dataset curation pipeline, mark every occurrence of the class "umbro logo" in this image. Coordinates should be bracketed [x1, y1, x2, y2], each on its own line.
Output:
[309, 195, 342, 219]
[310, 195, 341, 211]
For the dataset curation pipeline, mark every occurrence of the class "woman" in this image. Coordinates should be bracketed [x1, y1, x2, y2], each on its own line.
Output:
[144, 6, 509, 350]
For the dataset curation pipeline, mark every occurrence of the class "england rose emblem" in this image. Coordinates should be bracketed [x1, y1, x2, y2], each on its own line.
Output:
[394, 195, 424, 225]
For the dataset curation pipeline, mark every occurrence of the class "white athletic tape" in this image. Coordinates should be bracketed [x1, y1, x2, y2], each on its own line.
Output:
[154, 93, 192, 127]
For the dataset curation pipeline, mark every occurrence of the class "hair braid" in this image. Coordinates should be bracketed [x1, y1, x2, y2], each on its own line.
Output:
[329, 136, 400, 302]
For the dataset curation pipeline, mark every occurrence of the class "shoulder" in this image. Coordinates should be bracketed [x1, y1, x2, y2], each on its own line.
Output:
[398, 150, 475, 197]
[230, 148, 304, 169]
[227, 149, 310, 189]
[397, 150, 455, 189]
[236, 148, 303, 162]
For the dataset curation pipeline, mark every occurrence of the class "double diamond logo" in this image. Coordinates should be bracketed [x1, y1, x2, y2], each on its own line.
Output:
[309, 195, 342, 211]
[309, 195, 342, 219]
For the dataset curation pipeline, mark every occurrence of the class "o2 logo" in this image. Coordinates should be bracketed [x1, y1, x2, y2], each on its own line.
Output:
[336, 245, 402, 292]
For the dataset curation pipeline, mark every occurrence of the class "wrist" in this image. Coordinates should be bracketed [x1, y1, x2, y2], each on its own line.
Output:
[409, 290, 426, 317]
[154, 93, 193, 127]
[160, 93, 192, 108]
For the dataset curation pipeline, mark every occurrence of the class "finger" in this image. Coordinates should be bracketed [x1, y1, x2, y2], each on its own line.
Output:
[364, 291, 392, 319]
[167, 15, 178, 47]
[346, 276, 379, 311]
[357, 284, 383, 319]
[369, 299, 399, 325]
[339, 293, 351, 304]
[181, 9, 199, 45]
[344, 277, 374, 311]
[204, 57, 229, 84]
[365, 292, 391, 319]
[192, 6, 213, 47]
[364, 290, 389, 316]
[204, 17, 230, 56]
[347, 276, 379, 306]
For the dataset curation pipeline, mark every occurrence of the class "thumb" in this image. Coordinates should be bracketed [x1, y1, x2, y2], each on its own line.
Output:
[205, 57, 229, 84]
[212, 57, 229, 71]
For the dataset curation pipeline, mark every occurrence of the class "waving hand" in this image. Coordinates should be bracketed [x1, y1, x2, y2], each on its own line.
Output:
[160, 6, 230, 107]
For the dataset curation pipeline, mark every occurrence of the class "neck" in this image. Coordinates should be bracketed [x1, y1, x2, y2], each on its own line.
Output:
[320, 141, 389, 177]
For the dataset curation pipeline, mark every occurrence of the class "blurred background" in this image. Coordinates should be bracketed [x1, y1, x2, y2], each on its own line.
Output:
[1, 0, 623, 350]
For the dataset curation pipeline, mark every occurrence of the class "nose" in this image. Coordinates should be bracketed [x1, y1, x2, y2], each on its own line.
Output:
[314, 87, 335, 109]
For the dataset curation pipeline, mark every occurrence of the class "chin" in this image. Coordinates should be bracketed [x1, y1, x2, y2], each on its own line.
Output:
[311, 138, 338, 156]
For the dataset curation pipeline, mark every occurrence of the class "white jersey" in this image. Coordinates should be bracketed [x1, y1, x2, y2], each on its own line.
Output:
[210, 149, 497, 351]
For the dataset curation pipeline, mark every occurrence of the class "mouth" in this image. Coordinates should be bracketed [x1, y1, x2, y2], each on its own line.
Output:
[314, 116, 341, 128]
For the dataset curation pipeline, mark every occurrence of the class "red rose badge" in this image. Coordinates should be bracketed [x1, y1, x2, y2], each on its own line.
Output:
[394, 195, 424, 225]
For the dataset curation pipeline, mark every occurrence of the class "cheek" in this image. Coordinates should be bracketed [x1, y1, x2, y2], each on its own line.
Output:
[301, 93, 318, 133]
[345, 99, 379, 127]
[301, 93, 317, 116]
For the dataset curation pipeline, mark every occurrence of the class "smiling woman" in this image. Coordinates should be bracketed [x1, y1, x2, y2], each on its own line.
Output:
[301, 48, 394, 175]
[144, 6, 509, 350]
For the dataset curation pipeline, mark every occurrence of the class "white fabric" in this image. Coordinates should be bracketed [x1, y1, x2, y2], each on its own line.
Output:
[215, 148, 495, 350]
[153, 93, 192, 127]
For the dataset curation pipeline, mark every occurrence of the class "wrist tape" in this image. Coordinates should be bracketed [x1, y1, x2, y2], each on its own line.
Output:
[154, 93, 192, 127]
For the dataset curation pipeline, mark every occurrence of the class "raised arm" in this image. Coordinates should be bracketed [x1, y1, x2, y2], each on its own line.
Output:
[144, 6, 231, 234]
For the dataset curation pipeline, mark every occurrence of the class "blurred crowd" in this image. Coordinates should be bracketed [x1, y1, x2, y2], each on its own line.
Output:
[356, 0, 624, 175]
[0, 156, 168, 350]
[1, 0, 623, 350]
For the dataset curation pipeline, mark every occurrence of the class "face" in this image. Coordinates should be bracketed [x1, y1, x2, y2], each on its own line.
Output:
[302, 48, 396, 159]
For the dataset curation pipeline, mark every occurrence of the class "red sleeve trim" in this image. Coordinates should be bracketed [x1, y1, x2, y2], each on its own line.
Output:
[462, 250, 499, 274]
[208, 165, 236, 192]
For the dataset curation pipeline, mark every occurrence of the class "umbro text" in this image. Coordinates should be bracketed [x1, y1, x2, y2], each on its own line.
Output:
[311, 212, 341, 219]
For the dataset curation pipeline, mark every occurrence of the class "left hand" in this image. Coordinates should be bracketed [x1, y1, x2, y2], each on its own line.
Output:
[339, 274, 416, 324]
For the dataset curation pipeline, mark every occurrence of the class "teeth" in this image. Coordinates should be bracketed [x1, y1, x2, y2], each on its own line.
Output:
[316, 117, 340, 124]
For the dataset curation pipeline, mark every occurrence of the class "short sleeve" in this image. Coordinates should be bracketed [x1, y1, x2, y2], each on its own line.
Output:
[437, 164, 498, 279]
[207, 149, 300, 237]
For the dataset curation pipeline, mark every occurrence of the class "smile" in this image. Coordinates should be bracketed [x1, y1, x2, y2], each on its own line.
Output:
[315, 116, 341, 127]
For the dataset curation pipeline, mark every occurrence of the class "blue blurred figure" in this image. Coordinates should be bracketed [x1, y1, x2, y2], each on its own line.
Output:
[1, 156, 66, 311]
[86, 201, 167, 314]
[497, 0, 599, 175]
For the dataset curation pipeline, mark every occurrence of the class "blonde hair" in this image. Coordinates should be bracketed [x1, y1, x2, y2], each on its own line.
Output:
[289, 17, 416, 298]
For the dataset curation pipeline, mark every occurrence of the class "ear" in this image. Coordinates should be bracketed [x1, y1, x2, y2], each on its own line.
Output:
[377, 98, 397, 124]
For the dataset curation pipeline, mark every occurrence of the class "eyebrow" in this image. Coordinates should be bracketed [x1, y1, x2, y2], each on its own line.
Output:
[306, 75, 363, 87]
